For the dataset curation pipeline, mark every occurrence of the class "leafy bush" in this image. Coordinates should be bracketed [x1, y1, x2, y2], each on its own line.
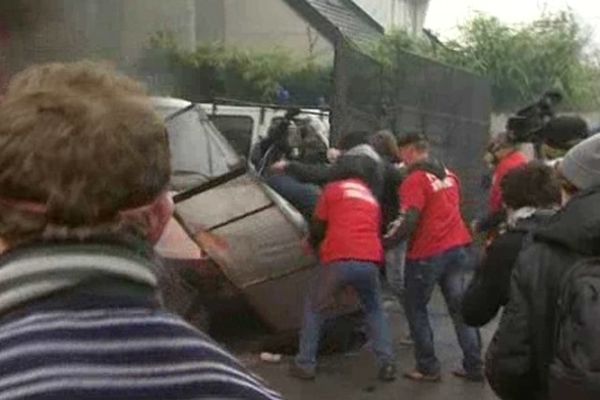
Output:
[369, 12, 600, 111]
[138, 31, 332, 105]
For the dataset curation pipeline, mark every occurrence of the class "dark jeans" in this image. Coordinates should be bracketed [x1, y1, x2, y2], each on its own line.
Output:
[405, 246, 482, 375]
[295, 261, 394, 371]
[266, 174, 320, 220]
[385, 241, 408, 313]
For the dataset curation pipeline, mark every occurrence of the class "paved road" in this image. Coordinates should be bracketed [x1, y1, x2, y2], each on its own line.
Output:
[240, 289, 500, 400]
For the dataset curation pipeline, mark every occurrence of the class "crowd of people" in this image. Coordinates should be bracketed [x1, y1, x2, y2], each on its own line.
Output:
[1, 59, 599, 400]
[254, 97, 600, 400]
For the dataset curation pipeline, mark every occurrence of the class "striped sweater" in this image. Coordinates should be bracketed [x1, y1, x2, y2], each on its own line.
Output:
[0, 240, 282, 400]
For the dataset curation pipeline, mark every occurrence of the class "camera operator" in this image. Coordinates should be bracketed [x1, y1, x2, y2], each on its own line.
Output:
[476, 91, 588, 235]
[250, 109, 329, 220]
[251, 108, 307, 174]
[538, 115, 590, 161]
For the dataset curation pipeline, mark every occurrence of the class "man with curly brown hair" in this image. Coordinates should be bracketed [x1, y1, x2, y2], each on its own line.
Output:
[0, 61, 281, 400]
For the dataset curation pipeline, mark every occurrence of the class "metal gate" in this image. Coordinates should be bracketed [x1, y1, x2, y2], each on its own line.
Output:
[332, 41, 492, 218]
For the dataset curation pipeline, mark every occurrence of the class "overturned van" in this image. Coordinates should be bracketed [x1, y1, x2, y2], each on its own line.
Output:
[152, 97, 353, 333]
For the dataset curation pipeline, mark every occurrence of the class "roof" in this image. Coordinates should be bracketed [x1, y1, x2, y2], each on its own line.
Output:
[283, 0, 384, 47]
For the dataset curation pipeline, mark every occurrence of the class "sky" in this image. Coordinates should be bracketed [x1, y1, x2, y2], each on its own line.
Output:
[425, 0, 600, 45]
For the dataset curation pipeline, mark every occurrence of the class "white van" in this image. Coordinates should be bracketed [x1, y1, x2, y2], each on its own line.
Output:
[198, 101, 330, 159]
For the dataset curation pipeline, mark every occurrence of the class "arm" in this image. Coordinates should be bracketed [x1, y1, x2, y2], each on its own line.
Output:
[383, 172, 426, 248]
[383, 208, 420, 248]
[286, 162, 332, 185]
[485, 254, 537, 400]
[309, 217, 327, 248]
[462, 234, 522, 326]
[477, 210, 507, 234]
[490, 177, 503, 214]
[309, 185, 330, 248]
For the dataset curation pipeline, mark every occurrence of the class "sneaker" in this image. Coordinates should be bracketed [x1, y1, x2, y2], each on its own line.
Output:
[378, 363, 397, 382]
[398, 334, 414, 346]
[289, 362, 316, 380]
[403, 370, 442, 382]
[452, 369, 484, 382]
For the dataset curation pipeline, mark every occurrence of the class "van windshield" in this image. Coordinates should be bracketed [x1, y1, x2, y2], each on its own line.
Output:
[165, 105, 243, 192]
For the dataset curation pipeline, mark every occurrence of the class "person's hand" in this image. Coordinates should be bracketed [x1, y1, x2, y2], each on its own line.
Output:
[270, 160, 289, 173]
[470, 219, 480, 234]
[327, 148, 341, 163]
[301, 236, 314, 256]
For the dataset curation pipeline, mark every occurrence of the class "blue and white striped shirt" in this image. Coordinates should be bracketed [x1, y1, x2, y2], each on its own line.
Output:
[0, 241, 282, 400]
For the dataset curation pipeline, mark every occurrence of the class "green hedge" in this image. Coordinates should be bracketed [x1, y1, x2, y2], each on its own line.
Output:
[137, 31, 333, 106]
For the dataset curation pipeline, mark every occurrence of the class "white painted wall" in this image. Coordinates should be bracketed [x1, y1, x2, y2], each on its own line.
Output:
[353, 0, 430, 33]
[219, 0, 333, 61]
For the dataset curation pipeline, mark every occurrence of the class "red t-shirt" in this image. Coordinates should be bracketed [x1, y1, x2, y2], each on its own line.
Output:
[315, 179, 383, 265]
[400, 169, 472, 261]
[490, 151, 528, 213]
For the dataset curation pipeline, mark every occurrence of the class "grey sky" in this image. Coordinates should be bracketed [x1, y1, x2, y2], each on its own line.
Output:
[425, 0, 600, 45]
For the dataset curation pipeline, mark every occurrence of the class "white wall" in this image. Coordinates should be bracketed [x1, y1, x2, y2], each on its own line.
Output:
[121, 0, 197, 63]
[221, 0, 333, 62]
[353, 0, 430, 33]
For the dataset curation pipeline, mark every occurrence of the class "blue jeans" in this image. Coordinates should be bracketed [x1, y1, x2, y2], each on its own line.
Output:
[266, 174, 320, 220]
[295, 261, 394, 371]
[385, 241, 408, 314]
[405, 246, 482, 375]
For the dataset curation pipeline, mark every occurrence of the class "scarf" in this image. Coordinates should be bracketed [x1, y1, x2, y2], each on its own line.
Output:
[0, 242, 158, 316]
[506, 206, 538, 228]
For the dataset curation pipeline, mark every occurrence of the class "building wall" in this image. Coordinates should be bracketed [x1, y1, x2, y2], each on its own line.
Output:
[3, 0, 199, 73]
[219, 0, 333, 61]
[120, 0, 197, 63]
[4, 0, 433, 77]
[195, 0, 226, 43]
[353, 0, 430, 33]
[6, 0, 91, 73]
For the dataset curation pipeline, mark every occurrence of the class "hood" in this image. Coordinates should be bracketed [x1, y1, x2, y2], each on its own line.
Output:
[329, 152, 384, 197]
[409, 158, 447, 180]
[510, 209, 556, 232]
[535, 187, 600, 256]
[345, 144, 381, 163]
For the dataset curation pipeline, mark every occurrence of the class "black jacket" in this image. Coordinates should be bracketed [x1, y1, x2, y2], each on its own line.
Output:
[380, 163, 406, 231]
[287, 155, 406, 232]
[462, 211, 554, 327]
[486, 187, 600, 400]
[286, 161, 332, 185]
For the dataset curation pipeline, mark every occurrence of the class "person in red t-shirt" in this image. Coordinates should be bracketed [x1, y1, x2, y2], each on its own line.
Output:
[291, 149, 396, 382]
[476, 133, 529, 234]
[384, 133, 482, 382]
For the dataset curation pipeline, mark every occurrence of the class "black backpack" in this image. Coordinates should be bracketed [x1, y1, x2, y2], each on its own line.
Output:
[549, 258, 600, 399]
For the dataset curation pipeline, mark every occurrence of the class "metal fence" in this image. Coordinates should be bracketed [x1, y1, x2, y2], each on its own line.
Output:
[332, 41, 492, 218]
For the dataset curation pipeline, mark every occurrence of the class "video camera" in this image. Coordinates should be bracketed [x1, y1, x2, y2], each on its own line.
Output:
[506, 90, 563, 143]
[266, 108, 303, 159]
[506, 90, 589, 150]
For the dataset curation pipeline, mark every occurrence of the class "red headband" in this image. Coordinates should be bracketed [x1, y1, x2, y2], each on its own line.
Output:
[0, 190, 169, 218]
[0, 196, 48, 214]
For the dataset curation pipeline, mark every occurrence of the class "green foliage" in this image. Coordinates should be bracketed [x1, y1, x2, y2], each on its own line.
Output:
[369, 29, 434, 66]
[370, 12, 600, 111]
[141, 12, 600, 111]
[138, 31, 332, 105]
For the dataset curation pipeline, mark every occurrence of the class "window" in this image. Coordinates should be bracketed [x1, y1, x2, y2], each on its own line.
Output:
[166, 107, 242, 192]
[209, 115, 254, 158]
